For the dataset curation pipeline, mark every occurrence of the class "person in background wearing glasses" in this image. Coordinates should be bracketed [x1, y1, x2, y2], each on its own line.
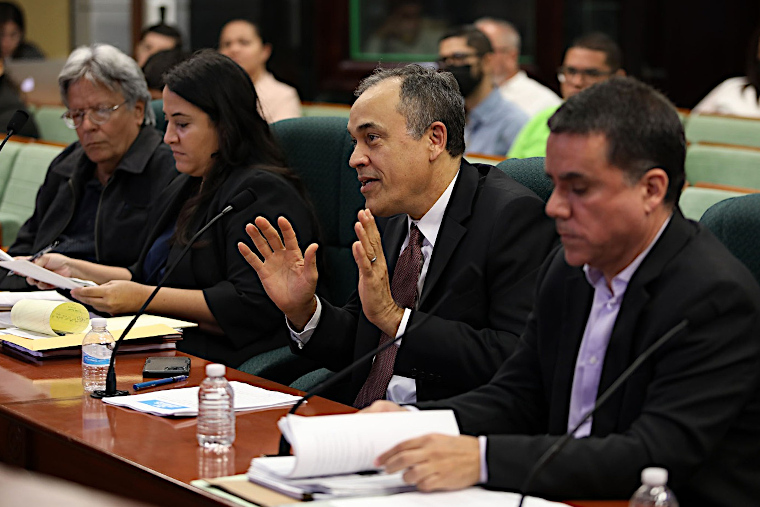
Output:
[474, 17, 560, 118]
[437, 25, 528, 157]
[507, 32, 624, 159]
[0, 44, 176, 290]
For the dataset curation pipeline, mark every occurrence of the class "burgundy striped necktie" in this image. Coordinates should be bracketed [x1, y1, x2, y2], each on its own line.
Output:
[354, 223, 424, 409]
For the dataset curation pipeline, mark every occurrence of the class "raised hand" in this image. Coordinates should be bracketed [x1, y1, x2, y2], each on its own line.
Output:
[238, 216, 319, 330]
[352, 209, 404, 336]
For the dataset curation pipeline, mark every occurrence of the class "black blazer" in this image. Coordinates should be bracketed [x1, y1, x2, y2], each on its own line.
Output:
[132, 168, 317, 367]
[296, 160, 557, 402]
[421, 212, 760, 506]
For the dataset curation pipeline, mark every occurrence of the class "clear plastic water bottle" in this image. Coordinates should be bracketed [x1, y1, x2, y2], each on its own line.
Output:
[630, 467, 679, 507]
[81, 318, 114, 393]
[197, 363, 235, 449]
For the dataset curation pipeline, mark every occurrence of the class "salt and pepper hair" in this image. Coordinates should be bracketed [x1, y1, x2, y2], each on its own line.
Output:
[355, 64, 466, 157]
[474, 17, 521, 53]
[58, 43, 155, 126]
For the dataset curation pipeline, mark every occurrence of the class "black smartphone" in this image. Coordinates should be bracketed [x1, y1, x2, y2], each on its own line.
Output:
[142, 357, 191, 378]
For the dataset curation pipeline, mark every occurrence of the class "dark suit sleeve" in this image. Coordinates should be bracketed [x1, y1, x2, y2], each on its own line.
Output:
[397, 193, 557, 396]
[425, 281, 760, 499]
[202, 173, 317, 350]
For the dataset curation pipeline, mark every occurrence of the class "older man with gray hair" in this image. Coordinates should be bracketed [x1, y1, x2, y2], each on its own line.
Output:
[475, 17, 560, 117]
[2, 44, 176, 289]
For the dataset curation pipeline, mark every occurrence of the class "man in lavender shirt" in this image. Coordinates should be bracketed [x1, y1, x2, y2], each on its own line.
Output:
[366, 77, 760, 505]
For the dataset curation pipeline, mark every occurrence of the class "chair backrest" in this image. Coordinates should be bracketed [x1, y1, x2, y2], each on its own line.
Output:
[678, 186, 749, 221]
[150, 99, 166, 132]
[685, 114, 760, 149]
[685, 144, 760, 190]
[0, 141, 23, 201]
[270, 117, 363, 306]
[33, 106, 78, 145]
[0, 143, 65, 246]
[496, 157, 553, 202]
[700, 193, 760, 284]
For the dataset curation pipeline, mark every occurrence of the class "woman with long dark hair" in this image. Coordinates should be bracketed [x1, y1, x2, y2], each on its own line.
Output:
[30, 51, 318, 367]
[693, 27, 760, 118]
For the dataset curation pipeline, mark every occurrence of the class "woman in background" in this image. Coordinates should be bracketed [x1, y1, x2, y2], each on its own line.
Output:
[218, 19, 301, 123]
[693, 27, 760, 118]
[0, 1, 42, 60]
[30, 51, 318, 368]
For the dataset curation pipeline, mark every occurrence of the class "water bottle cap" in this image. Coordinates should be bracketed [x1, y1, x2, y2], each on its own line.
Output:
[206, 363, 225, 377]
[641, 467, 668, 486]
[90, 317, 107, 329]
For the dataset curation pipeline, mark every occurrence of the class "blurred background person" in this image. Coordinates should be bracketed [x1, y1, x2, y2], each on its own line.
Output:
[508, 32, 624, 158]
[692, 26, 760, 118]
[142, 47, 187, 100]
[438, 25, 528, 156]
[474, 17, 560, 118]
[218, 19, 301, 123]
[29, 51, 318, 368]
[0, 44, 176, 289]
[134, 22, 183, 68]
[0, 1, 42, 60]
[364, 0, 445, 55]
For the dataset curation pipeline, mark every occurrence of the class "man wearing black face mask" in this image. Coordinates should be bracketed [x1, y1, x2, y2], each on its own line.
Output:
[438, 25, 528, 156]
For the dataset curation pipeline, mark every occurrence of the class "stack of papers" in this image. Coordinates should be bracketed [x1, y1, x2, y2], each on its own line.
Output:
[247, 411, 460, 500]
[248, 456, 413, 500]
[103, 381, 300, 416]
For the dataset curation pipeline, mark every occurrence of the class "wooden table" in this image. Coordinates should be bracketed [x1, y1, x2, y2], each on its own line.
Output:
[0, 349, 625, 507]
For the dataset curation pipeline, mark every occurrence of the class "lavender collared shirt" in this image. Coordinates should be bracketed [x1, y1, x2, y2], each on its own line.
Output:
[567, 216, 671, 437]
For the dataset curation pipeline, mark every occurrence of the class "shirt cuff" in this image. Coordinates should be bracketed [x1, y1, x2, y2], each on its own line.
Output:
[478, 435, 488, 484]
[394, 308, 412, 347]
[287, 296, 322, 349]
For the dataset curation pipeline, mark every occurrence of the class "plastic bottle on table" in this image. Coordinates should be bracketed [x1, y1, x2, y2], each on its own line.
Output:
[81, 318, 114, 393]
[630, 467, 679, 507]
[197, 363, 236, 449]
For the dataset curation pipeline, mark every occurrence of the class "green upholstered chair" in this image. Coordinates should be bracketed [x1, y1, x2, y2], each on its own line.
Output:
[678, 186, 749, 221]
[0, 143, 65, 247]
[150, 99, 166, 132]
[685, 144, 760, 190]
[236, 117, 361, 388]
[33, 106, 78, 145]
[701, 194, 760, 284]
[685, 114, 760, 149]
[300, 102, 351, 118]
[496, 157, 553, 202]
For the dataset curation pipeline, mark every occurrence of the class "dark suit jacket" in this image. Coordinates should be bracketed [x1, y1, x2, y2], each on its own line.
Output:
[295, 160, 557, 402]
[420, 211, 760, 506]
[131, 168, 317, 367]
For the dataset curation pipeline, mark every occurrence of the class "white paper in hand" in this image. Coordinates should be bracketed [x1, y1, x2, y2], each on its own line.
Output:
[0, 259, 97, 290]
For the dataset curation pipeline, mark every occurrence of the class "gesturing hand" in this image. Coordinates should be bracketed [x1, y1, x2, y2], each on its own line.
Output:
[238, 216, 319, 330]
[352, 209, 404, 337]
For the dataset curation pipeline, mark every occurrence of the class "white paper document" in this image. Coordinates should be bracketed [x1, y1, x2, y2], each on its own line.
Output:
[248, 455, 414, 500]
[0, 260, 96, 290]
[276, 410, 459, 479]
[301, 488, 571, 506]
[102, 381, 300, 416]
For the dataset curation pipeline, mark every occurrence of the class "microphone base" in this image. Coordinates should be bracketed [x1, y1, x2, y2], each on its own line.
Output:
[90, 389, 130, 399]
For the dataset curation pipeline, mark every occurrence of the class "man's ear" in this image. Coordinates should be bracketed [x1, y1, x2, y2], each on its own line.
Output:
[641, 167, 668, 213]
[427, 121, 447, 161]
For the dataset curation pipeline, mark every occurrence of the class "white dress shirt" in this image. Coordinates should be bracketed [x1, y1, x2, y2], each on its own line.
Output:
[290, 171, 460, 404]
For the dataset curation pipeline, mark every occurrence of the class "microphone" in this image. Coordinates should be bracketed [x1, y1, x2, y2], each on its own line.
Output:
[91, 188, 258, 398]
[0, 110, 29, 153]
[516, 299, 723, 506]
[276, 264, 481, 456]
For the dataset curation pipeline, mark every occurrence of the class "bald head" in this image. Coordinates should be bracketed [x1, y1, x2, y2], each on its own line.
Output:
[474, 17, 521, 85]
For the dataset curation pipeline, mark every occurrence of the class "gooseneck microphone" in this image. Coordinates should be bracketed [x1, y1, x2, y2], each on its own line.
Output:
[277, 264, 481, 456]
[516, 299, 722, 507]
[0, 110, 29, 153]
[92, 188, 257, 398]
